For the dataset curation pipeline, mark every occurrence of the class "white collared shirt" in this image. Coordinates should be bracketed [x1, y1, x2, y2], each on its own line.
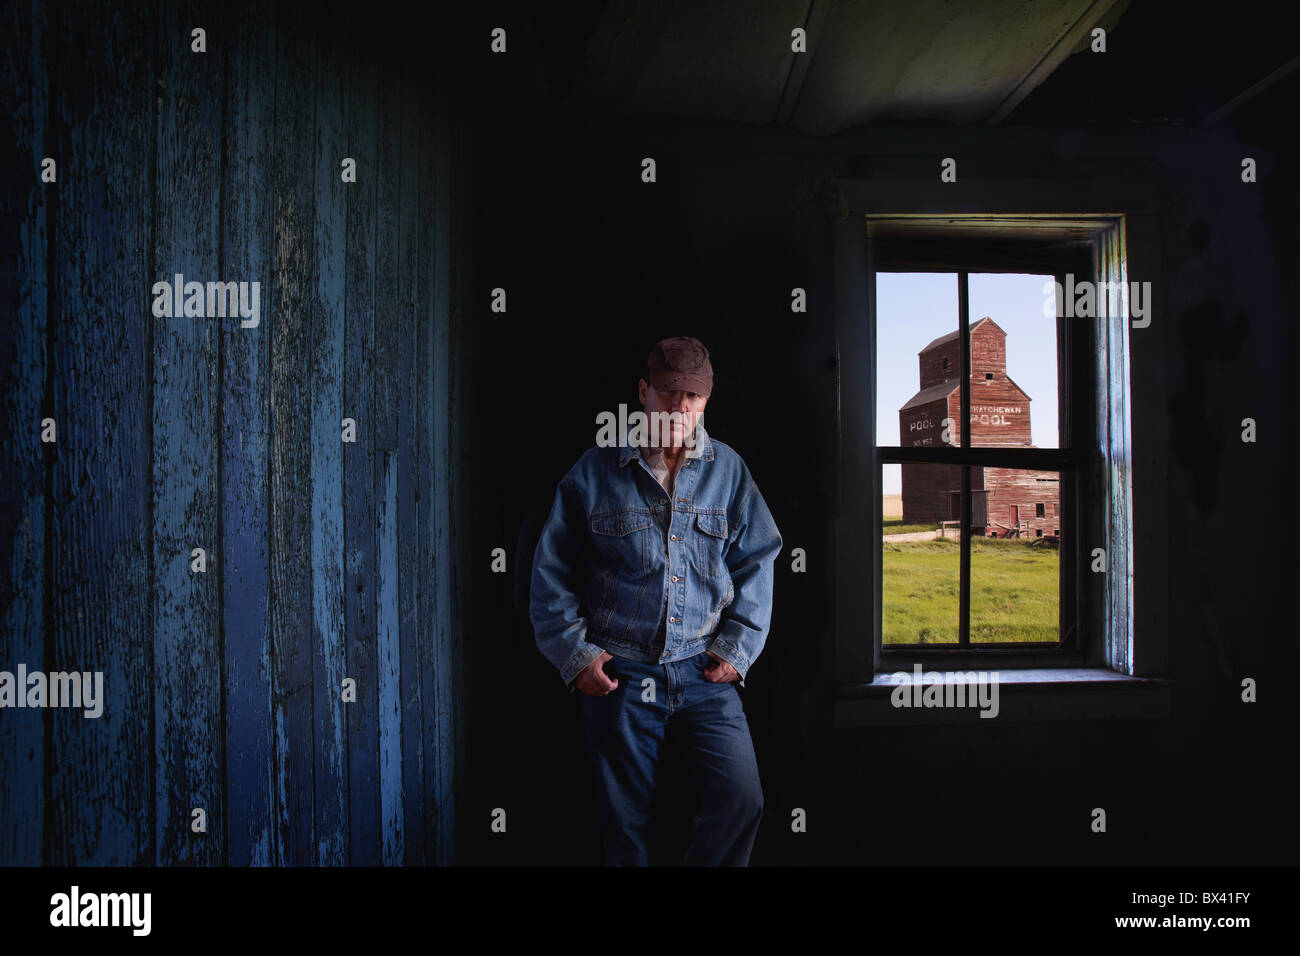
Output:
[639, 422, 706, 496]
[641, 445, 677, 495]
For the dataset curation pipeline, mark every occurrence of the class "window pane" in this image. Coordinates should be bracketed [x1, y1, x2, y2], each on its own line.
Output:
[970, 468, 1062, 644]
[964, 273, 1060, 449]
[882, 462, 960, 645]
[876, 273, 958, 451]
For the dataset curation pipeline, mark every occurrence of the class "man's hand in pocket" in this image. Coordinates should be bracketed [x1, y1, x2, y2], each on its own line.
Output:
[576, 652, 619, 696]
[704, 650, 740, 683]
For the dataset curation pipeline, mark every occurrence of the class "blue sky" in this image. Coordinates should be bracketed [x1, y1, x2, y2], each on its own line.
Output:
[876, 273, 1059, 495]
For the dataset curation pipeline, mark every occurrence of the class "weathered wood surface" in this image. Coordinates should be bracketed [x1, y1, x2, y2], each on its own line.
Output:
[47, 0, 155, 865]
[0, 0, 466, 866]
[310, 0, 348, 867]
[153, 0, 224, 865]
[221, 0, 277, 869]
[396, 51, 426, 867]
[268, 8, 319, 867]
[0, 0, 50, 867]
[343, 15, 381, 867]
[371, 35, 405, 866]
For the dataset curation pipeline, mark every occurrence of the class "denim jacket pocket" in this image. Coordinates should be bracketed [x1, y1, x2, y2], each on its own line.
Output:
[693, 511, 729, 579]
[590, 508, 653, 574]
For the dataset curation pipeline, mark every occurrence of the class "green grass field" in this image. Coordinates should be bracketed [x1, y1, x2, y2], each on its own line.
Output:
[882, 536, 1059, 644]
[881, 519, 940, 535]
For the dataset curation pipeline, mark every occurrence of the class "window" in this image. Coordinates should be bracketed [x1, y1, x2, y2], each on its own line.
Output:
[829, 192, 1149, 687]
[877, 270, 1076, 653]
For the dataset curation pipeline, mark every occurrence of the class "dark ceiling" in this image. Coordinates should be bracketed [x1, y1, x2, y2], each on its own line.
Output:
[498, 0, 1296, 134]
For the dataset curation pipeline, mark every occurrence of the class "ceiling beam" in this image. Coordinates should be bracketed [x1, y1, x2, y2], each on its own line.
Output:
[986, 0, 1127, 126]
[775, 0, 830, 126]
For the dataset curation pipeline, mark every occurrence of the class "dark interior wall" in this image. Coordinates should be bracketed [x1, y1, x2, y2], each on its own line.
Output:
[0, 0, 473, 865]
[461, 129, 838, 865]
[459, 115, 1294, 863]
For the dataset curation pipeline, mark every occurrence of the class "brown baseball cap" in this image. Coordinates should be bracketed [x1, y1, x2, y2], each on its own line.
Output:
[645, 336, 713, 397]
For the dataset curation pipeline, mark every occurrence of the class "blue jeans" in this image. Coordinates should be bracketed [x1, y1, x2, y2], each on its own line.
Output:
[578, 651, 764, 866]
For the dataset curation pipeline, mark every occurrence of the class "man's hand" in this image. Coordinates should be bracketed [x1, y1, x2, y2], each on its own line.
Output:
[704, 650, 741, 683]
[575, 652, 619, 696]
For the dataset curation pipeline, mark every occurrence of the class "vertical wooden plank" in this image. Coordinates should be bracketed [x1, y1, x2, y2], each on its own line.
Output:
[376, 449, 402, 864]
[310, 0, 348, 866]
[1123, 213, 1166, 677]
[426, 59, 456, 866]
[1097, 225, 1134, 674]
[396, 52, 425, 866]
[221, 0, 275, 867]
[1098, 229, 1120, 667]
[152, 0, 223, 865]
[343, 14, 381, 866]
[373, 50, 404, 865]
[0, 0, 48, 866]
[268, 10, 318, 866]
[46, 0, 154, 865]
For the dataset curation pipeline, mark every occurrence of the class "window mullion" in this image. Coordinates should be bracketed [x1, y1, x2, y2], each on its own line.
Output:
[958, 272, 971, 647]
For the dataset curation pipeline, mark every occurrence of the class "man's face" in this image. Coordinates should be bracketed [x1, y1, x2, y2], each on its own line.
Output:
[638, 377, 708, 448]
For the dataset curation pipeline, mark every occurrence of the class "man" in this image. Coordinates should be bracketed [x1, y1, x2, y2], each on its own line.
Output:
[529, 335, 783, 866]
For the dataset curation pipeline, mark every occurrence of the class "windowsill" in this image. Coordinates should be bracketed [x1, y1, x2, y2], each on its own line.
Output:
[834, 668, 1171, 727]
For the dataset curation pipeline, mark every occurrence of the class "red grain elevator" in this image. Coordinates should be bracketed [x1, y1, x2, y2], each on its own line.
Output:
[898, 317, 1060, 538]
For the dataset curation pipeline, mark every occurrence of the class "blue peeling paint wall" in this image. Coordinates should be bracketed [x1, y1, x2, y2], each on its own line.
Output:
[0, 0, 471, 866]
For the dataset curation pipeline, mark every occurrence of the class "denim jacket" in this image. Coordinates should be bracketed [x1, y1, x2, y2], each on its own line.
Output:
[530, 422, 782, 691]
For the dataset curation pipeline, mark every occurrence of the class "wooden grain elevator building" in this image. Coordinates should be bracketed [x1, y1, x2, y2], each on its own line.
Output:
[898, 317, 1061, 538]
